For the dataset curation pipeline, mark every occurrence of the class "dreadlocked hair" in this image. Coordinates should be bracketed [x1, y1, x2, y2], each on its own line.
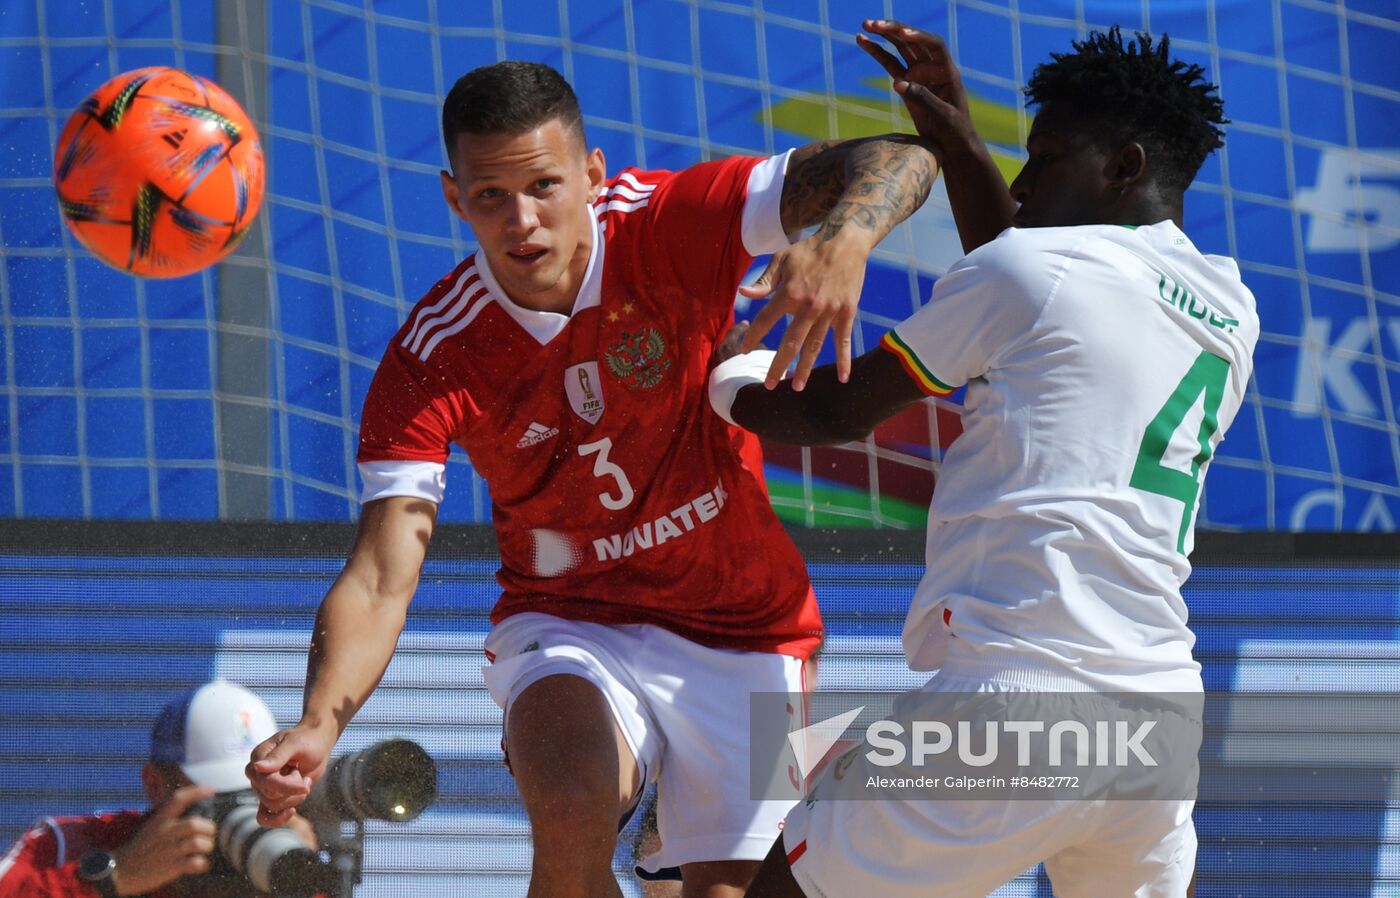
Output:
[1024, 26, 1228, 193]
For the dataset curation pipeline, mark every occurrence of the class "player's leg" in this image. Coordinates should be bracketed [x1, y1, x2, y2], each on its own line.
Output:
[677, 859, 761, 898]
[483, 614, 661, 896]
[764, 679, 1099, 898]
[741, 840, 805, 898]
[1041, 799, 1195, 898]
[631, 631, 809, 898]
[666, 650, 817, 896]
[633, 795, 683, 898]
[507, 673, 641, 898]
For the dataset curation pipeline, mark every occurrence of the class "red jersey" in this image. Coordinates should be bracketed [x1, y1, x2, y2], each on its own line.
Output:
[358, 155, 821, 658]
[0, 811, 320, 898]
[0, 806, 200, 890]
[0, 812, 174, 898]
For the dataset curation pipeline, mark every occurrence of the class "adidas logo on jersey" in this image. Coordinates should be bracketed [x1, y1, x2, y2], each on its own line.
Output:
[516, 422, 560, 448]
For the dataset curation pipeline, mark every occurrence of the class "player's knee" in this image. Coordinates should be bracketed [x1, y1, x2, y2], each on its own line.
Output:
[525, 860, 620, 898]
[740, 840, 805, 898]
[679, 859, 762, 897]
[525, 787, 620, 877]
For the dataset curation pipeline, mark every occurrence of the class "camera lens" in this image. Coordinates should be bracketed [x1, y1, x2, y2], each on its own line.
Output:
[309, 738, 437, 822]
[216, 804, 336, 897]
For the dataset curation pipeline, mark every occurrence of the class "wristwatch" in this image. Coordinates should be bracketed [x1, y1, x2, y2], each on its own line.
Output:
[77, 848, 120, 898]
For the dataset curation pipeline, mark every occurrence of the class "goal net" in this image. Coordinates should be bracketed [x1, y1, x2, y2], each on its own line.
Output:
[2, 0, 1397, 531]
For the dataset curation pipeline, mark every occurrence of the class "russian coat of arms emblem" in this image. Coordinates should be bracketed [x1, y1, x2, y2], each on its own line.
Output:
[604, 327, 671, 390]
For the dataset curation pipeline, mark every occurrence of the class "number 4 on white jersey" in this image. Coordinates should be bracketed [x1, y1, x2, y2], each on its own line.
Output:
[1130, 350, 1229, 553]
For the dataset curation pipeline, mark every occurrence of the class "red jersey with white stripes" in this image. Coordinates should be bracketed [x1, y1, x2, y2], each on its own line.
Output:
[358, 155, 822, 659]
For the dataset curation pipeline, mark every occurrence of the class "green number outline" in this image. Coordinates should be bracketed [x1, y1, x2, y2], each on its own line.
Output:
[1129, 350, 1230, 553]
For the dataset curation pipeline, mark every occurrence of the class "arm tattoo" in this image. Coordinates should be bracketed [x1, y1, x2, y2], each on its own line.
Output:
[779, 135, 936, 243]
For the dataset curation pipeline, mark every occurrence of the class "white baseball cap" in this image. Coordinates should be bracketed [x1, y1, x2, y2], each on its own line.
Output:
[149, 680, 278, 792]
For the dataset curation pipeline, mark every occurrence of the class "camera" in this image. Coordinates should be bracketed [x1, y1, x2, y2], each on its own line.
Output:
[302, 738, 437, 823]
[184, 739, 436, 897]
[187, 791, 338, 897]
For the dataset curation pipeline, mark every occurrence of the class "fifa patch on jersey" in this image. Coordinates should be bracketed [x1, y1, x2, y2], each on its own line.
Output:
[605, 327, 671, 391]
[516, 422, 560, 448]
[565, 361, 605, 423]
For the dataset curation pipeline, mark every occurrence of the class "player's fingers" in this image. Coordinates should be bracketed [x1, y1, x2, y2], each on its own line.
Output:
[248, 730, 294, 771]
[257, 795, 301, 829]
[855, 34, 906, 81]
[257, 802, 300, 828]
[736, 261, 776, 299]
[742, 295, 787, 353]
[889, 25, 939, 64]
[254, 769, 313, 804]
[247, 732, 320, 791]
[739, 257, 786, 351]
[179, 816, 217, 838]
[244, 751, 313, 806]
[182, 854, 212, 875]
[863, 19, 926, 66]
[863, 19, 917, 40]
[770, 316, 812, 390]
[717, 321, 751, 363]
[833, 311, 855, 384]
[790, 314, 833, 392]
[896, 80, 956, 118]
[153, 784, 216, 820]
[924, 32, 957, 68]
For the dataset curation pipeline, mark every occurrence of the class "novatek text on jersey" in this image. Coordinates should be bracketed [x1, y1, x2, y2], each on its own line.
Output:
[592, 482, 729, 561]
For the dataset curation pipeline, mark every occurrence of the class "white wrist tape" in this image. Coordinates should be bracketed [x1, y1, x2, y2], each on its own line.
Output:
[708, 350, 778, 426]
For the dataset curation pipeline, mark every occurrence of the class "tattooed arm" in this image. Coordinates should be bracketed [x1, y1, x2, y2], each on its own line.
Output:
[739, 135, 937, 389]
[777, 134, 935, 237]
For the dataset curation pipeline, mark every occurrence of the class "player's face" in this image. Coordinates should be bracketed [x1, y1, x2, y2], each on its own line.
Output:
[441, 118, 605, 313]
[1009, 102, 1117, 229]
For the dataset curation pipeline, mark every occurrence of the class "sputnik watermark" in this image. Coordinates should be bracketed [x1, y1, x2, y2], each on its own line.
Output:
[755, 691, 1400, 804]
[863, 719, 1158, 768]
[752, 690, 1203, 802]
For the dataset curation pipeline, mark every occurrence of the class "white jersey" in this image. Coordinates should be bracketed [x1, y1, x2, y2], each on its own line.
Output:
[884, 220, 1258, 692]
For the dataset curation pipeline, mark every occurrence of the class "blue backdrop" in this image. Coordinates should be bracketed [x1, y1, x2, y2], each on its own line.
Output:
[2, 541, 1395, 895]
[1, 0, 1397, 528]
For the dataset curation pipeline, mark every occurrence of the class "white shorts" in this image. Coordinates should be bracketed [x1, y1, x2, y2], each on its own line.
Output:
[481, 612, 808, 873]
[781, 676, 1197, 898]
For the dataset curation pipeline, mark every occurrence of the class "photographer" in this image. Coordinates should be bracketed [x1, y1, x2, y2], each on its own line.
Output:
[0, 680, 318, 898]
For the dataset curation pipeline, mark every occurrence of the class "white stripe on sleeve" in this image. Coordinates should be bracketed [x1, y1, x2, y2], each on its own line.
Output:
[359, 460, 447, 505]
[741, 149, 798, 257]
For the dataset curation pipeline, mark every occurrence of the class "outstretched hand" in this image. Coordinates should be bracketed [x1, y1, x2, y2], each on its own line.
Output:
[246, 724, 336, 826]
[857, 20, 976, 157]
[737, 233, 865, 390]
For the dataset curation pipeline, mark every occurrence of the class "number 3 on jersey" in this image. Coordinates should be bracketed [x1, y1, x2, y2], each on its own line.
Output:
[579, 437, 635, 510]
[1130, 350, 1229, 554]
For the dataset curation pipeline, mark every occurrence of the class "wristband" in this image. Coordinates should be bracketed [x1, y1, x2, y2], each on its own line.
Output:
[708, 350, 778, 426]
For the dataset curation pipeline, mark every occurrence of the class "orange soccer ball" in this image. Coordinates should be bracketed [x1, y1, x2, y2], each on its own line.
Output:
[52, 67, 265, 278]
